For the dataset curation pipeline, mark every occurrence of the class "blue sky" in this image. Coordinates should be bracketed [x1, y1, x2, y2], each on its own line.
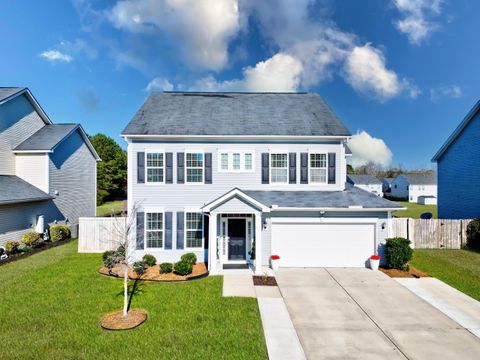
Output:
[1, 0, 478, 169]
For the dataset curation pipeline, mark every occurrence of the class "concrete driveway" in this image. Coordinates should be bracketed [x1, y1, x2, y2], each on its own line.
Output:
[276, 268, 480, 359]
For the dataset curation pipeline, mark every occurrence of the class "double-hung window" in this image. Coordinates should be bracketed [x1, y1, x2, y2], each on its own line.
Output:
[270, 153, 288, 183]
[186, 152, 204, 183]
[146, 152, 164, 183]
[220, 153, 229, 171]
[244, 153, 253, 170]
[309, 153, 327, 184]
[186, 212, 203, 248]
[218, 152, 254, 172]
[233, 153, 241, 170]
[145, 212, 164, 249]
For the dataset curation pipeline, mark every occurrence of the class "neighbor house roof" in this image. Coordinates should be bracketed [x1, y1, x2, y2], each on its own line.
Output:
[381, 177, 395, 184]
[0, 87, 24, 102]
[432, 100, 480, 161]
[0, 87, 52, 124]
[399, 173, 437, 185]
[347, 175, 381, 185]
[0, 176, 53, 205]
[122, 92, 351, 137]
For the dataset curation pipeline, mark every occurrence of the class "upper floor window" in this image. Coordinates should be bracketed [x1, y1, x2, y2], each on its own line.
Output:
[186, 152, 204, 183]
[146, 153, 164, 183]
[186, 212, 203, 249]
[146, 212, 164, 249]
[309, 153, 327, 184]
[270, 153, 288, 183]
[245, 153, 253, 170]
[218, 152, 254, 172]
[233, 153, 241, 170]
[220, 153, 229, 171]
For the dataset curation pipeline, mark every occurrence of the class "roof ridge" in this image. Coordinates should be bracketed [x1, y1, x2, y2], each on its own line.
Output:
[161, 91, 309, 94]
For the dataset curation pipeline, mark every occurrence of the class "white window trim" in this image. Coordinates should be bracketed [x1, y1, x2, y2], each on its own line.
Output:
[185, 151, 205, 185]
[308, 152, 328, 185]
[184, 210, 204, 250]
[269, 152, 289, 184]
[145, 151, 165, 185]
[144, 209, 165, 251]
[217, 151, 255, 173]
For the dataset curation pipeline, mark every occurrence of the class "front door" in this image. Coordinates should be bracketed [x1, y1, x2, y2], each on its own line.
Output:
[228, 219, 246, 260]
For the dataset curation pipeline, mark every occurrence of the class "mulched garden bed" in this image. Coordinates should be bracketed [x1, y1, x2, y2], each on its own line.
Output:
[100, 309, 148, 330]
[0, 238, 74, 267]
[380, 266, 430, 278]
[253, 276, 277, 286]
[99, 262, 209, 282]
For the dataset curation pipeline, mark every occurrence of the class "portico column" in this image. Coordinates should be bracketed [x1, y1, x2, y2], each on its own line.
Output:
[254, 212, 263, 275]
[208, 212, 218, 275]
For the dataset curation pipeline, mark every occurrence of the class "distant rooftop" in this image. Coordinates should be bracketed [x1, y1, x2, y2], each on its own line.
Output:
[0, 87, 24, 102]
[400, 173, 437, 185]
[347, 174, 382, 185]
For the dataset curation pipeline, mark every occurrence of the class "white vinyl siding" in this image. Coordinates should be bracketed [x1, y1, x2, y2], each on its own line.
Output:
[145, 212, 164, 249]
[186, 152, 204, 183]
[185, 212, 203, 249]
[15, 153, 49, 193]
[270, 153, 288, 183]
[309, 153, 327, 184]
[146, 152, 164, 183]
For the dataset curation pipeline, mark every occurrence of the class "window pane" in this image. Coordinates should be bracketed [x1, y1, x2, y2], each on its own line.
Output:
[147, 153, 164, 167]
[271, 168, 288, 183]
[147, 168, 163, 183]
[186, 231, 202, 248]
[186, 153, 203, 167]
[245, 153, 252, 170]
[187, 168, 203, 183]
[271, 154, 287, 168]
[221, 153, 228, 170]
[310, 154, 326, 168]
[310, 168, 326, 183]
[146, 213, 163, 230]
[233, 153, 240, 169]
[186, 212, 203, 230]
[147, 231, 163, 248]
[186, 212, 203, 248]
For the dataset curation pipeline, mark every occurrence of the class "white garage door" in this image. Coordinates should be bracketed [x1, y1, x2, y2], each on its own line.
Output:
[272, 222, 375, 267]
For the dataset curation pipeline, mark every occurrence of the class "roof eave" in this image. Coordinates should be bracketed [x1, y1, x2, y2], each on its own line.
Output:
[271, 206, 404, 212]
[0, 195, 54, 205]
[121, 134, 351, 141]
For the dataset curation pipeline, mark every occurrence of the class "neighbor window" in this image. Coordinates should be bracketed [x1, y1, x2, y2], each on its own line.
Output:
[270, 153, 288, 183]
[233, 153, 241, 170]
[146, 153, 164, 183]
[186, 152, 204, 183]
[186, 212, 203, 248]
[146, 212, 163, 248]
[218, 152, 254, 172]
[244, 153, 253, 170]
[309, 153, 327, 184]
[220, 153, 229, 171]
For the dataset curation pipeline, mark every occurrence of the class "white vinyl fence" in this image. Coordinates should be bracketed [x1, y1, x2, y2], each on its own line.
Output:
[78, 217, 126, 253]
[390, 218, 471, 249]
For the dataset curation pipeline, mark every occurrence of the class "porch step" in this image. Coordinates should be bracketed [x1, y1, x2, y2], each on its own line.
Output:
[223, 264, 249, 270]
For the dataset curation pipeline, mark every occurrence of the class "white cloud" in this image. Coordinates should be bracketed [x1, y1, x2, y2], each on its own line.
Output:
[430, 85, 462, 102]
[39, 50, 73, 63]
[393, 0, 443, 45]
[347, 131, 393, 167]
[145, 77, 174, 92]
[108, 0, 240, 70]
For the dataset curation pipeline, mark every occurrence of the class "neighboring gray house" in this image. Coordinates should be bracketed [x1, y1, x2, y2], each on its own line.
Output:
[389, 173, 437, 203]
[381, 177, 394, 195]
[122, 92, 402, 273]
[433, 100, 480, 219]
[0, 87, 100, 246]
[347, 175, 383, 197]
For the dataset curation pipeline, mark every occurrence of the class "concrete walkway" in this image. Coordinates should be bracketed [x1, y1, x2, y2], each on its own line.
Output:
[276, 268, 480, 360]
[396, 277, 480, 338]
[222, 274, 256, 297]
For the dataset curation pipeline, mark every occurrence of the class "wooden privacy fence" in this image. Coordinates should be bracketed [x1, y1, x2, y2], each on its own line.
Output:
[78, 217, 126, 253]
[390, 218, 471, 249]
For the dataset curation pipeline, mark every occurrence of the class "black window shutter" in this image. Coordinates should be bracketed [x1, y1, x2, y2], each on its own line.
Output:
[176, 212, 184, 249]
[203, 214, 209, 249]
[136, 212, 145, 250]
[164, 212, 172, 249]
[137, 152, 145, 184]
[205, 153, 212, 184]
[261, 153, 269, 184]
[165, 153, 173, 184]
[289, 153, 297, 184]
[177, 153, 185, 184]
[300, 153, 308, 184]
[328, 153, 336, 184]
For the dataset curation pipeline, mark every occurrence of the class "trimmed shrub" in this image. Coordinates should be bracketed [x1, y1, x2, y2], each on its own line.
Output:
[159, 262, 173, 274]
[4, 240, 20, 254]
[174, 260, 193, 276]
[50, 225, 65, 242]
[143, 254, 157, 267]
[385, 237, 413, 271]
[133, 261, 146, 276]
[181, 252, 197, 265]
[466, 219, 480, 251]
[22, 232, 42, 248]
[102, 250, 116, 269]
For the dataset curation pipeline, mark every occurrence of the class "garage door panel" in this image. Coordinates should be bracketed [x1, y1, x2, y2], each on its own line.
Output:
[272, 223, 375, 268]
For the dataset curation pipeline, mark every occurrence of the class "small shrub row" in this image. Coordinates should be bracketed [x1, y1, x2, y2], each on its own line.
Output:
[174, 260, 193, 276]
[22, 232, 42, 248]
[160, 262, 173, 274]
[49, 225, 70, 242]
[4, 240, 20, 254]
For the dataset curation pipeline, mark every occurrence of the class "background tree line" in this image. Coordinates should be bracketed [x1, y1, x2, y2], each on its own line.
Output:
[347, 161, 436, 178]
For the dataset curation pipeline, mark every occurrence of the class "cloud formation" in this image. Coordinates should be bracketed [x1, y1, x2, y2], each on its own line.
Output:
[393, 0, 443, 45]
[39, 50, 73, 63]
[347, 131, 393, 167]
[430, 85, 462, 102]
[145, 77, 174, 92]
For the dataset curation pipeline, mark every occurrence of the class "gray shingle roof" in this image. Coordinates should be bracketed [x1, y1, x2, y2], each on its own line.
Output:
[381, 177, 395, 184]
[0, 87, 24, 102]
[122, 92, 352, 137]
[400, 173, 437, 185]
[347, 175, 382, 185]
[13, 124, 78, 151]
[243, 184, 402, 209]
[0, 176, 53, 205]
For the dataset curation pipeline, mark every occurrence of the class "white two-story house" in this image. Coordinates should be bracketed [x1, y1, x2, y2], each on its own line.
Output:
[347, 175, 383, 197]
[389, 173, 437, 203]
[122, 92, 402, 273]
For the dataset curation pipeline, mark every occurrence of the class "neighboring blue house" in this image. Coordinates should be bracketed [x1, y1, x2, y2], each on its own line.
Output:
[432, 100, 480, 219]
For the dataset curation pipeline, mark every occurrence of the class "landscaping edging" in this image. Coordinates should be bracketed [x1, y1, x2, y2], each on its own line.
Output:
[100, 309, 148, 330]
[98, 263, 209, 282]
[380, 266, 430, 278]
[0, 238, 74, 266]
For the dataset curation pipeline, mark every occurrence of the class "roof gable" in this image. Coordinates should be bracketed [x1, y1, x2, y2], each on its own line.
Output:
[0, 87, 52, 125]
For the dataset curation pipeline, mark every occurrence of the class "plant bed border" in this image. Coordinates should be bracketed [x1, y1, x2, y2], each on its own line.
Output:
[253, 276, 277, 286]
[380, 265, 430, 278]
[100, 309, 148, 330]
[98, 263, 209, 282]
[0, 237, 74, 266]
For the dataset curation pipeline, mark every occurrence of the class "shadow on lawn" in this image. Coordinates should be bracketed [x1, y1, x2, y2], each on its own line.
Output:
[117, 279, 146, 312]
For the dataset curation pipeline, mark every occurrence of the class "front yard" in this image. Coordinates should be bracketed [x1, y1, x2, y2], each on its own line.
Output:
[0, 241, 267, 359]
[411, 249, 480, 301]
[392, 201, 437, 218]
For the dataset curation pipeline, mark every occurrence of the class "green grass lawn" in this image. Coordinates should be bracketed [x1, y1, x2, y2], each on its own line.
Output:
[96, 200, 125, 217]
[411, 249, 480, 301]
[0, 241, 267, 360]
[392, 201, 437, 218]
